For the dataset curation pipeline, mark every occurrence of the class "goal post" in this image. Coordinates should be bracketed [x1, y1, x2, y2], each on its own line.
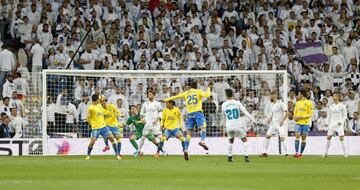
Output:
[41, 70, 288, 156]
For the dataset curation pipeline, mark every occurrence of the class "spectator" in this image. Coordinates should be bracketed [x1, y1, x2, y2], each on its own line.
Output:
[47, 97, 56, 135]
[0, 43, 16, 94]
[77, 94, 90, 138]
[0, 114, 12, 138]
[0, 97, 11, 116]
[348, 112, 360, 135]
[2, 73, 15, 98]
[64, 101, 78, 133]
[9, 108, 27, 138]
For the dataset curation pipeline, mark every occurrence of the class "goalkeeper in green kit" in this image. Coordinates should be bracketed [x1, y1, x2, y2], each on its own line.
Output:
[121, 105, 162, 157]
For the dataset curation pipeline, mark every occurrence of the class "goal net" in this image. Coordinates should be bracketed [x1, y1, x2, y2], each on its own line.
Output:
[41, 70, 288, 156]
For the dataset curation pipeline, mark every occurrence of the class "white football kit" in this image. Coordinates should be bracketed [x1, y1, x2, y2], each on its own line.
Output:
[266, 100, 287, 137]
[140, 100, 162, 135]
[326, 102, 347, 136]
[222, 99, 256, 138]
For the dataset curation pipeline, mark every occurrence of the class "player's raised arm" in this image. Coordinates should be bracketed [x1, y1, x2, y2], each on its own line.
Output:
[110, 104, 122, 117]
[238, 101, 256, 123]
[200, 87, 211, 98]
[164, 91, 186, 101]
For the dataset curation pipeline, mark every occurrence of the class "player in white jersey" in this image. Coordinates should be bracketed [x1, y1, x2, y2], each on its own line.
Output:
[261, 91, 288, 157]
[222, 89, 256, 162]
[323, 92, 348, 157]
[138, 90, 163, 156]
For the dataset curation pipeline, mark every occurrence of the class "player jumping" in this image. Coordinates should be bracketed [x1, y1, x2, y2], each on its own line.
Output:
[323, 92, 348, 157]
[222, 89, 256, 162]
[156, 100, 186, 159]
[99, 97, 122, 158]
[164, 81, 211, 160]
[261, 91, 288, 157]
[122, 105, 160, 157]
[85, 94, 120, 160]
[293, 88, 314, 158]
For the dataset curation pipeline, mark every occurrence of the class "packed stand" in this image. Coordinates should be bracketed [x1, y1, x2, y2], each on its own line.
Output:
[0, 0, 360, 138]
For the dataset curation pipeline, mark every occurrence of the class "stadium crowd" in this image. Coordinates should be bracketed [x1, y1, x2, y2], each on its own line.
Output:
[0, 0, 360, 138]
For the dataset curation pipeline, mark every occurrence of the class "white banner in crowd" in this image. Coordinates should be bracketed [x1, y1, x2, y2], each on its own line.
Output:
[45, 137, 360, 156]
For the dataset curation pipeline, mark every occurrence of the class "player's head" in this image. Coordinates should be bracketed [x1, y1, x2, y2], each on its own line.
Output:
[225, 89, 234, 99]
[166, 100, 175, 109]
[147, 90, 155, 100]
[92, 94, 100, 103]
[299, 88, 307, 99]
[130, 105, 138, 115]
[332, 91, 341, 102]
[190, 81, 197, 89]
[270, 91, 278, 102]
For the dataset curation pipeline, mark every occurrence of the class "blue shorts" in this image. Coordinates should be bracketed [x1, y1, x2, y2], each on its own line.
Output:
[186, 111, 206, 130]
[164, 128, 181, 139]
[108, 126, 121, 137]
[91, 126, 112, 139]
[295, 124, 310, 135]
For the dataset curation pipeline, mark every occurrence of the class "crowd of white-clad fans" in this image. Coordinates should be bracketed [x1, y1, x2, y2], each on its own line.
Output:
[0, 0, 360, 138]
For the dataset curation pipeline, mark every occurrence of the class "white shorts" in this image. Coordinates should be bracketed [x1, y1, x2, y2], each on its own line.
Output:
[327, 127, 345, 136]
[227, 128, 247, 139]
[143, 120, 160, 136]
[266, 123, 286, 137]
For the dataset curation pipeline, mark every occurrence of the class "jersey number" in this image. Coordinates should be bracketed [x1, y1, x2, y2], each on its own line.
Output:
[225, 109, 240, 120]
[187, 95, 198, 105]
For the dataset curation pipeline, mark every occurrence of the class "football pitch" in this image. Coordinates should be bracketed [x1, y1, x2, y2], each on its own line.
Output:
[0, 155, 359, 190]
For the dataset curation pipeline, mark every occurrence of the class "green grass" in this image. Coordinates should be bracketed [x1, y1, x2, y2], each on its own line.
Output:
[0, 155, 360, 190]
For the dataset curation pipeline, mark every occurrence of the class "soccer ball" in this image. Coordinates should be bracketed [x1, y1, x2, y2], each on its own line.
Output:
[99, 94, 106, 101]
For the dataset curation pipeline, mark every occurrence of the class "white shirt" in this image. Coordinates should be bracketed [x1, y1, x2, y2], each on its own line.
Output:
[269, 100, 287, 125]
[140, 100, 162, 121]
[30, 43, 45, 66]
[65, 103, 79, 124]
[326, 102, 347, 128]
[77, 101, 89, 121]
[107, 93, 129, 113]
[342, 45, 359, 65]
[213, 81, 230, 103]
[9, 115, 27, 138]
[0, 49, 16, 71]
[344, 98, 360, 117]
[284, 118, 296, 132]
[0, 105, 11, 116]
[80, 51, 97, 70]
[222, 99, 255, 130]
[13, 77, 29, 96]
[2, 80, 16, 98]
[47, 103, 56, 122]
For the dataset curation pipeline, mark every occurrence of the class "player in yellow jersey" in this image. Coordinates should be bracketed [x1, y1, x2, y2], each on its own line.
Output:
[85, 94, 120, 160]
[155, 101, 187, 159]
[164, 81, 211, 159]
[293, 89, 314, 158]
[100, 98, 123, 157]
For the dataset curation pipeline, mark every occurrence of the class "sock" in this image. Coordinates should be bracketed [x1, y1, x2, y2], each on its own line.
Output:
[130, 139, 139, 150]
[157, 141, 164, 153]
[104, 138, 109, 147]
[300, 142, 306, 154]
[185, 135, 191, 151]
[138, 137, 146, 152]
[264, 138, 270, 153]
[228, 143, 233, 157]
[340, 140, 346, 155]
[87, 146, 93, 156]
[281, 141, 288, 155]
[117, 142, 122, 155]
[295, 140, 300, 153]
[243, 141, 249, 156]
[179, 136, 185, 151]
[325, 140, 331, 155]
[111, 141, 118, 155]
[199, 129, 206, 141]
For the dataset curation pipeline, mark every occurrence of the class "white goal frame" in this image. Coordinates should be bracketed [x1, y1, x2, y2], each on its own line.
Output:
[41, 70, 288, 155]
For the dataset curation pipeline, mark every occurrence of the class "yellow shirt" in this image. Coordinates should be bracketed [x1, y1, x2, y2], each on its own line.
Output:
[165, 88, 211, 113]
[294, 99, 314, 125]
[161, 107, 182, 130]
[87, 104, 106, 129]
[103, 104, 122, 127]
